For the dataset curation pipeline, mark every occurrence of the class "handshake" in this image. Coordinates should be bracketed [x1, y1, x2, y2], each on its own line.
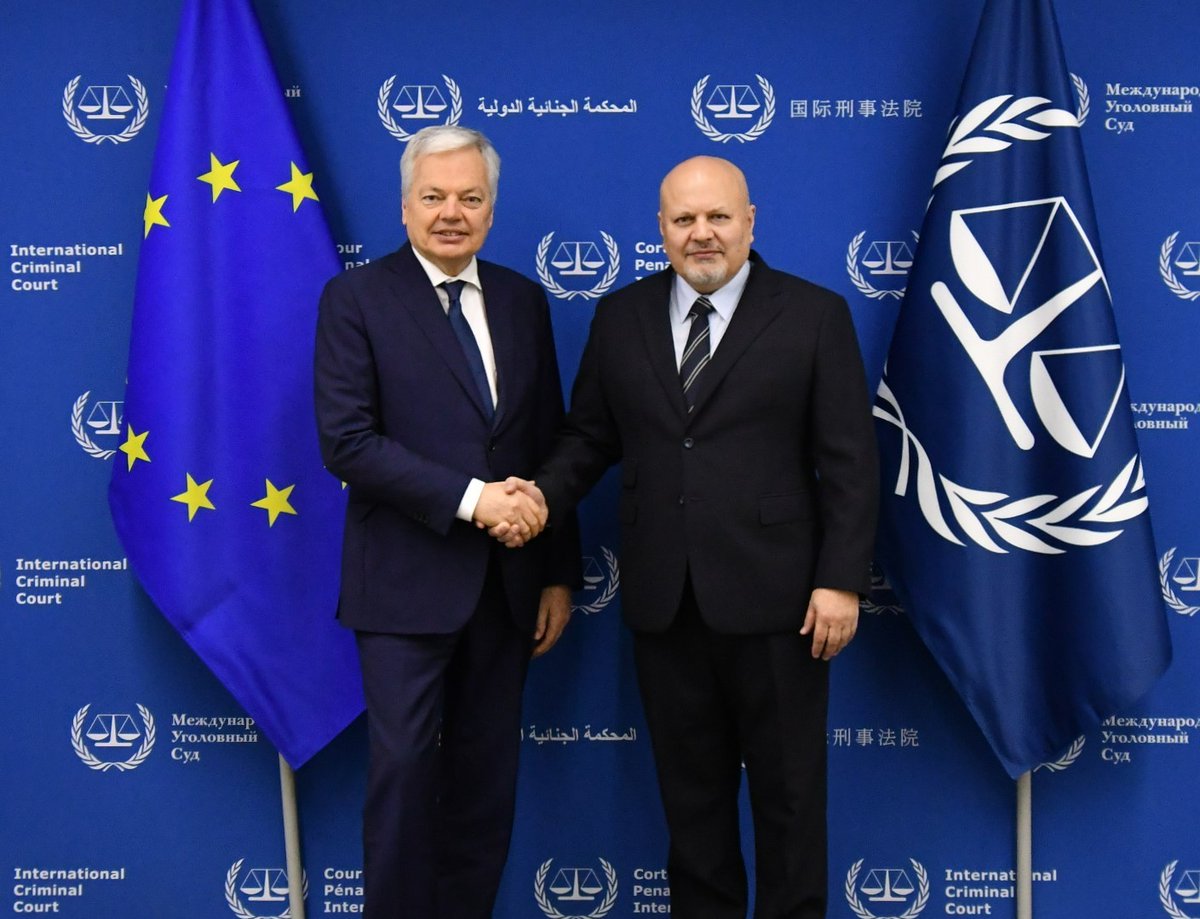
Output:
[471, 477, 548, 548]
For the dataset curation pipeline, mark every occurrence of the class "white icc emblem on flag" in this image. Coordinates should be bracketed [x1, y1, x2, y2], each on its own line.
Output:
[875, 92, 1149, 556]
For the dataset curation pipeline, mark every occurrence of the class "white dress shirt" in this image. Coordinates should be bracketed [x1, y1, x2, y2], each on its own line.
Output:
[669, 260, 752, 369]
[411, 249, 496, 522]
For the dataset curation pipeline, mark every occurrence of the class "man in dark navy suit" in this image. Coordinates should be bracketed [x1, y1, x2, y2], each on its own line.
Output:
[314, 125, 579, 919]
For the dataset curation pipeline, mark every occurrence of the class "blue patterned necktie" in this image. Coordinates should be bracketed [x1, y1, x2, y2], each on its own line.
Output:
[442, 280, 494, 420]
[679, 295, 715, 411]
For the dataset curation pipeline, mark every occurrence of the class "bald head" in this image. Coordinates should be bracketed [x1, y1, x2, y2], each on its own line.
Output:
[658, 157, 755, 293]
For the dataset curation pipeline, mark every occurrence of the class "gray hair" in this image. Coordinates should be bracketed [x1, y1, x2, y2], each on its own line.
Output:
[399, 125, 500, 202]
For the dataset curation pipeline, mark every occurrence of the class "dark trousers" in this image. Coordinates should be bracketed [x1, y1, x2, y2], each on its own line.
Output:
[633, 579, 830, 919]
[355, 561, 531, 919]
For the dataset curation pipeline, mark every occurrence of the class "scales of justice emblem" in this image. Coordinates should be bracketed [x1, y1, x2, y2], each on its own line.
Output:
[571, 548, 620, 616]
[1159, 232, 1200, 301]
[376, 74, 463, 142]
[72, 392, 123, 460]
[536, 232, 621, 301]
[1160, 861, 1200, 919]
[62, 75, 149, 144]
[844, 859, 929, 919]
[847, 232, 920, 301]
[691, 74, 775, 143]
[534, 859, 618, 919]
[875, 193, 1149, 555]
[225, 861, 309, 919]
[71, 704, 155, 772]
[1160, 547, 1200, 617]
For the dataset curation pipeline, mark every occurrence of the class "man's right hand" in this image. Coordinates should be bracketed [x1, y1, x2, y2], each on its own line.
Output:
[473, 477, 547, 547]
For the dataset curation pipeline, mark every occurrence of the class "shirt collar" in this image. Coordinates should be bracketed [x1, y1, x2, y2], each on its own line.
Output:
[411, 247, 482, 292]
[671, 259, 751, 324]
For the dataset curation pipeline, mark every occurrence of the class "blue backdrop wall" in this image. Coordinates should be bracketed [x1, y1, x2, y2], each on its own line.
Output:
[2, 2, 1197, 917]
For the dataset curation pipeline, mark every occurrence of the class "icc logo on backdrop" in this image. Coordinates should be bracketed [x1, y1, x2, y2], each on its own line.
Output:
[571, 547, 620, 615]
[71, 703, 155, 772]
[534, 858, 618, 919]
[537, 232, 621, 301]
[1159, 232, 1200, 301]
[691, 74, 775, 143]
[1161, 547, 1200, 617]
[73, 391, 123, 460]
[1160, 861, 1200, 919]
[62, 74, 149, 144]
[377, 73, 463, 141]
[844, 859, 929, 919]
[847, 232, 919, 301]
[225, 860, 309, 919]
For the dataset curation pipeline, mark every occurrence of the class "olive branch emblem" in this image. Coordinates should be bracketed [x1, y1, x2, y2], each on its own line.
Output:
[62, 76, 149, 145]
[72, 391, 116, 460]
[876, 380, 1148, 554]
[1159, 548, 1200, 616]
[1160, 861, 1200, 919]
[1034, 735, 1085, 772]
[71, 704, 155, 772]
[571, 547, 620, 615]
[225, 860, 309, 919]
[536, 232, 621, 301]
[846, 232, 920, 301]
[844, 859, 929, 919]
[534, 859, 618, 919]
[1159, 233, 1200, 302]
[691, 75, 775, 143]
[377, 75, 463, 142]
[931, 93, 1078, 193]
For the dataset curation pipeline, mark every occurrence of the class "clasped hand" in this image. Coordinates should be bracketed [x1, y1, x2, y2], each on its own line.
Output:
[472, 477, 547, 548]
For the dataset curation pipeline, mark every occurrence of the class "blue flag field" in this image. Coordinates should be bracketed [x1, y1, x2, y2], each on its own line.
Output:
[874, 0, 1172, 778]
[108, 0, 363, 768]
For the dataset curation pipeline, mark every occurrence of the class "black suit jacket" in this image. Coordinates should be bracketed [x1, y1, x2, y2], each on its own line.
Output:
[538, 252, 877, 634]
[314, 243, 579, 634]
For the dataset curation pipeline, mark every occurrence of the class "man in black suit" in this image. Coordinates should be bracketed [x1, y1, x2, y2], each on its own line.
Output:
[314, 125, 578, 919]
[502, 156, 877, 918]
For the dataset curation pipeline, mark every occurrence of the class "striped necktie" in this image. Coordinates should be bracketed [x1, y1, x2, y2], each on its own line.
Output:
[679, 295, 715, 411]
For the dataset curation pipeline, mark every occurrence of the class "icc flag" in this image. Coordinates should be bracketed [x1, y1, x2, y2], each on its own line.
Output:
[109, 0, 363, 767]
[874, 0, 1171, 777]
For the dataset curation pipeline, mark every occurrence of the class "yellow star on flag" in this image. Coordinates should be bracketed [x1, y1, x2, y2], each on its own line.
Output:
[276, 162, 319, 212]
[251, 479, 297, 526]
[198, 153, 241, 202]
[143, 193, 170, 238]
[118, 425, 151, 471]
[171, 473, 216, 522]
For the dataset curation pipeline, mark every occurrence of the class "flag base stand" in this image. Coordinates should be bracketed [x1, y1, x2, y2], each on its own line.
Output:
[1016, 771, 1031, 919]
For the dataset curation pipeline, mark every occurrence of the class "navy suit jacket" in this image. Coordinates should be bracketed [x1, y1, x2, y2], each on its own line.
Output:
[314, 243, 579, 634]
[538, 252, 878, 634]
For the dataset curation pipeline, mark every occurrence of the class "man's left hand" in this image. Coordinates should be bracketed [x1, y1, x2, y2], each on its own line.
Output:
[800, 587, 860, 660]
[532, 585, 572, 658]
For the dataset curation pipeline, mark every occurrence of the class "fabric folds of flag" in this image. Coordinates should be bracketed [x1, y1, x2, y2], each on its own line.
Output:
[873, 0, 1171, 777]
[108, 0, 363, 768]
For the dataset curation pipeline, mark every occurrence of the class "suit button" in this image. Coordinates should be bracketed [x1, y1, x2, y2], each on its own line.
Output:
[678, 496, 685, 505]
[683, 437, 694, 449]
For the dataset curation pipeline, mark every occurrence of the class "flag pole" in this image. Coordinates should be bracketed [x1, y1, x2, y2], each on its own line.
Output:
[1016, 772, 1032, 919]
[280, 754, 307, 919]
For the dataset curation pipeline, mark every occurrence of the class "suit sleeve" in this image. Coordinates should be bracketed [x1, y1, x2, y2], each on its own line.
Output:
[536, 302, 624, 521]
[531, 290, 583, 589]
[313, 275, 468, 536]
[809, 296, 879, 596]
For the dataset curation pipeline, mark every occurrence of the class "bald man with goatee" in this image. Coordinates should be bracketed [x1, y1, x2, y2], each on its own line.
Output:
[504, 156, 879, 917]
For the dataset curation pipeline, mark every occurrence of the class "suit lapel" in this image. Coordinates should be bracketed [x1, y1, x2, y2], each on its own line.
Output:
[686, 259, 783, 418]
[384, 245, 492, 423]
[635, 271, 690, 423]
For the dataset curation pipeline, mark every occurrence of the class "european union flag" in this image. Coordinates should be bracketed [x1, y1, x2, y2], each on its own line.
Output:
[874, 0, 1171, 777]
[108, 0, 363, 768]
